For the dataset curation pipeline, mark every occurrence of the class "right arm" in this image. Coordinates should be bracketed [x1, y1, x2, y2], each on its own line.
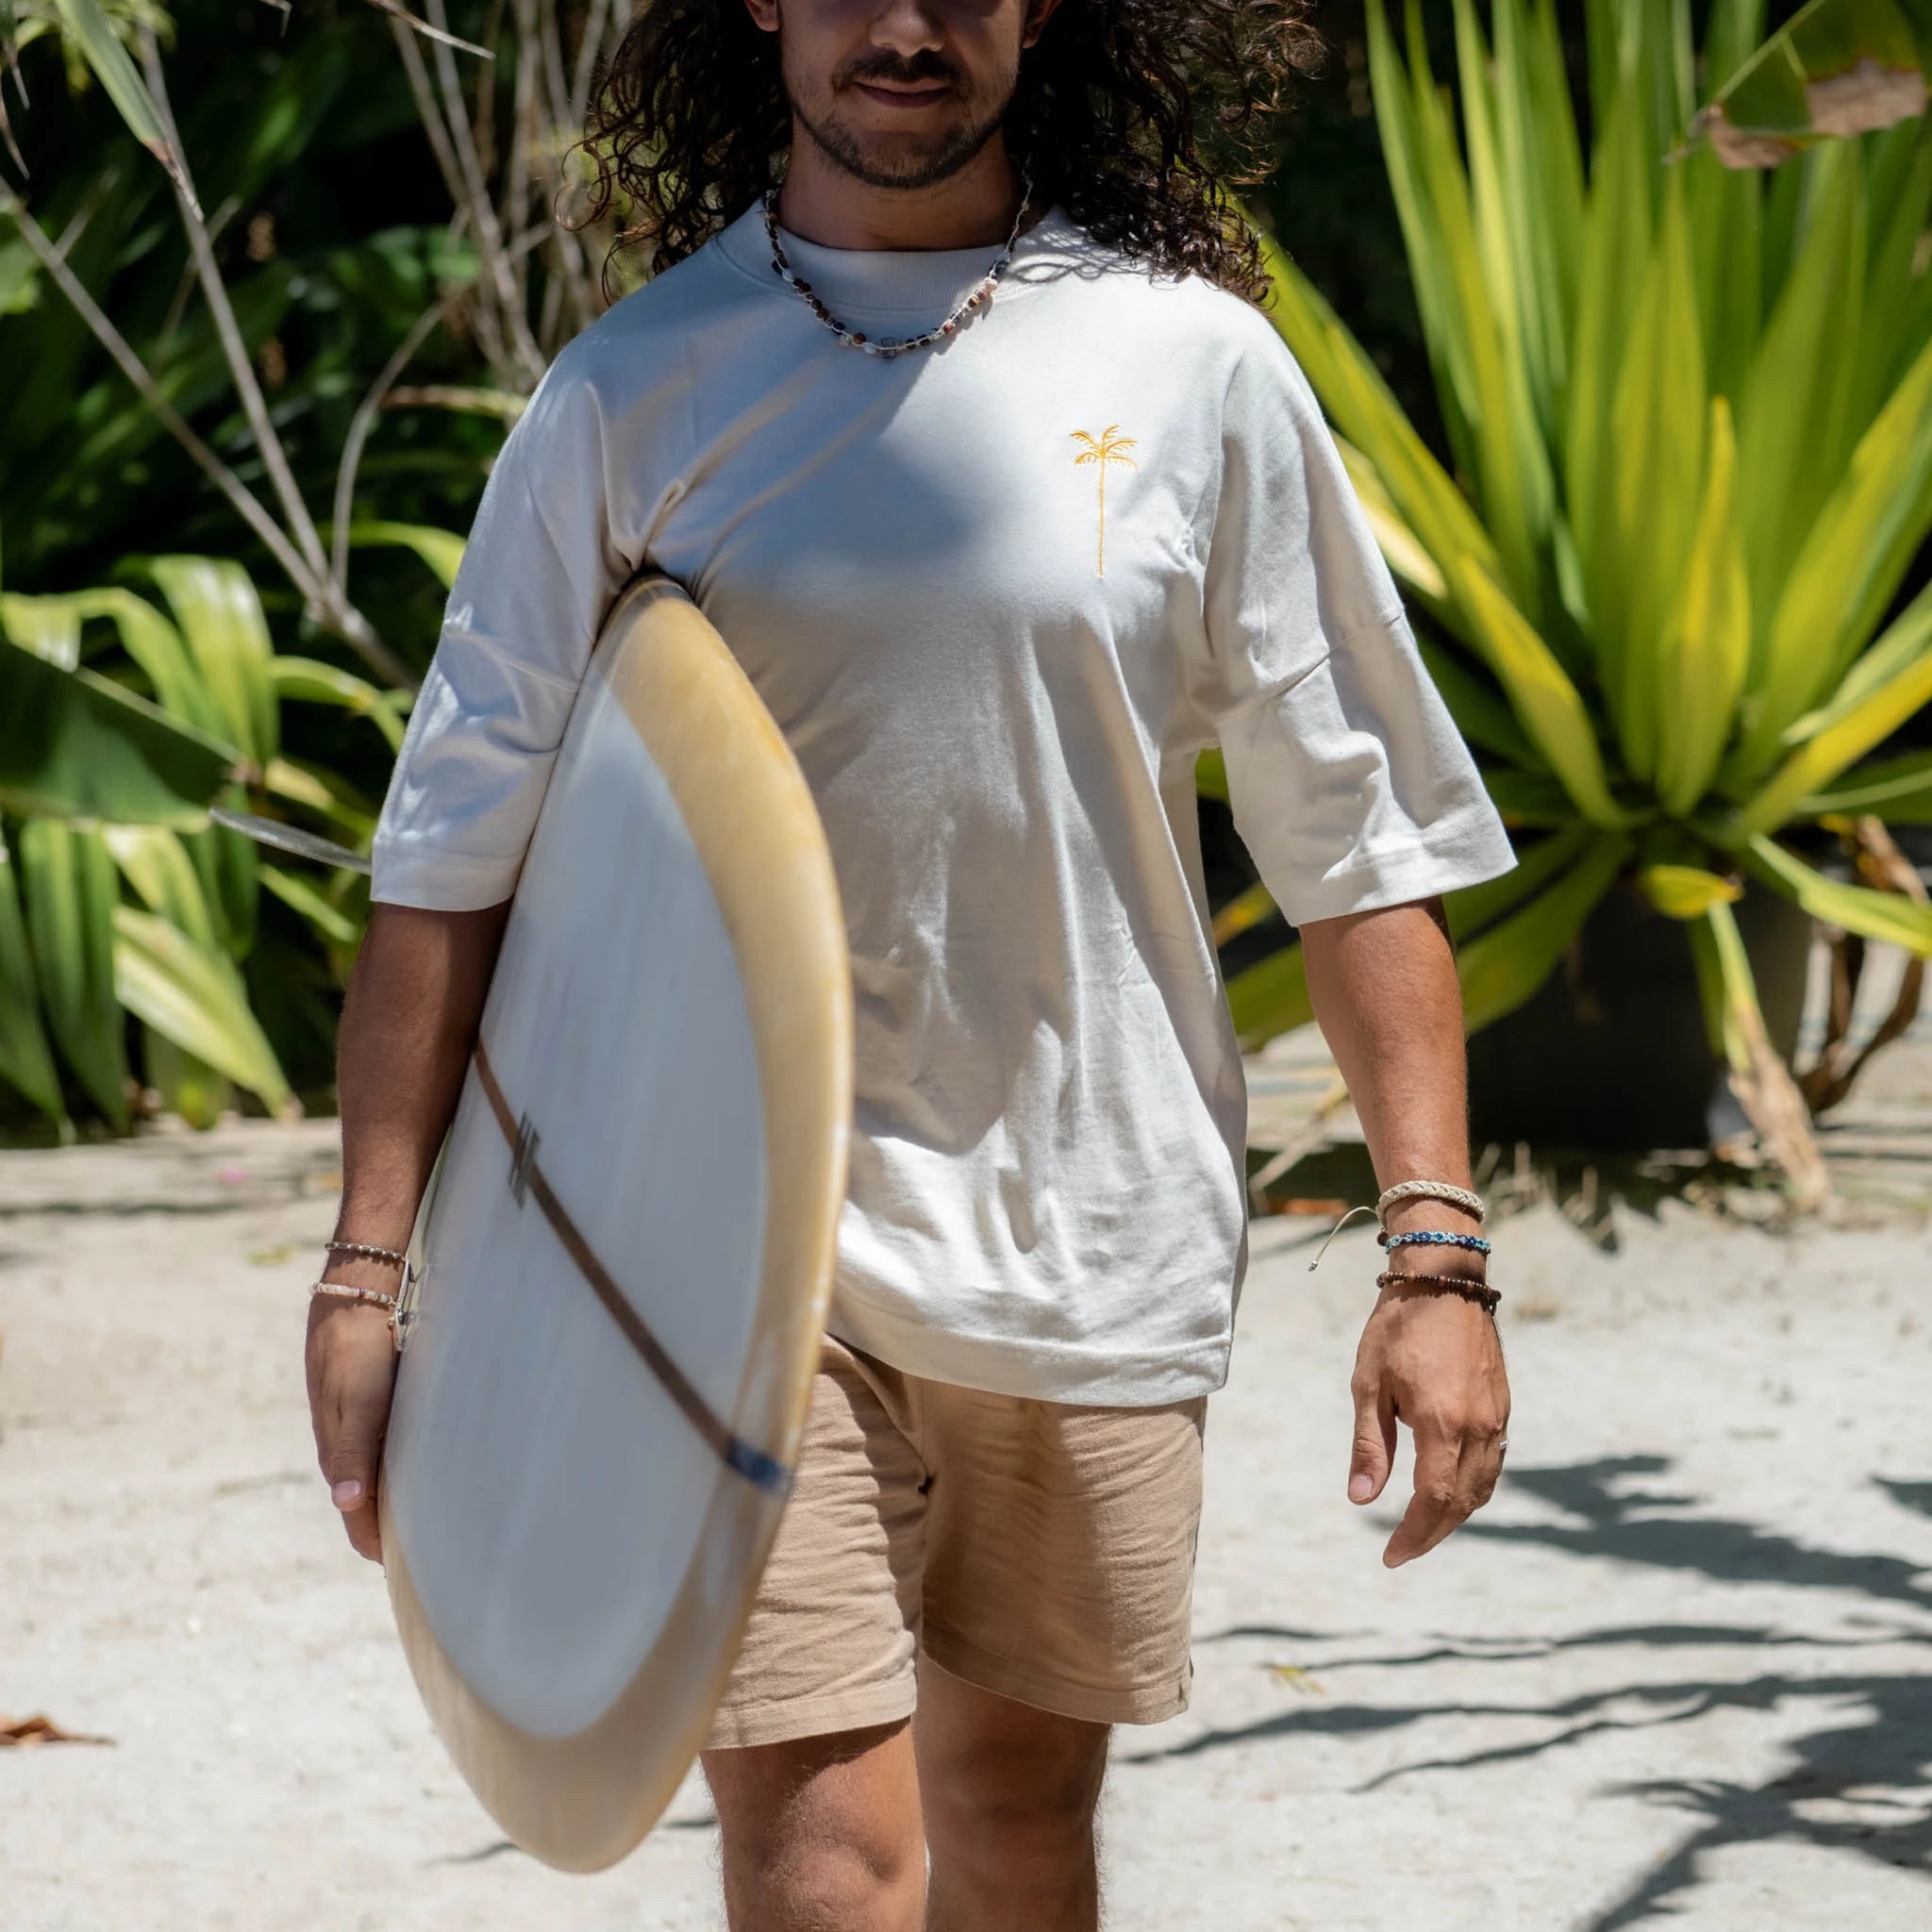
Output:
[304, 900, 510, 1561]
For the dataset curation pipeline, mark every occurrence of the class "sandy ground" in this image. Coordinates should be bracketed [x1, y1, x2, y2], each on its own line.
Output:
[5, 1001, 1932, 1928]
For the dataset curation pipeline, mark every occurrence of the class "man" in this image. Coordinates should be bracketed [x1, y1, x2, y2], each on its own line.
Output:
[306, 0, 1515, 1924]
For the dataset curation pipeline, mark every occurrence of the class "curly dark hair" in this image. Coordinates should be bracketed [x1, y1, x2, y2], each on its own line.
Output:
[581, 0, 1325, 303]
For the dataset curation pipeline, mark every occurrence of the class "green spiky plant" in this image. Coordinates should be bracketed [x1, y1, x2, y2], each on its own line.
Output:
[1215, 0, 1932, 1196]
[0, 557, 411, 1135]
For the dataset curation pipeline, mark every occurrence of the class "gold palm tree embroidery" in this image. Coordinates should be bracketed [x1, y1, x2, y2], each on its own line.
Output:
[1070, 425, 1139, 577]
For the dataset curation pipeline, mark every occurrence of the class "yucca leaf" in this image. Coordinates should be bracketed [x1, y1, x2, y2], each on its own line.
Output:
[1262, 242, 1507, 601]
[1418, 639, 1546, 770]
[1226, 941, 1312, 1051]
[1335, 438, 1449, 605]
[1740, 314, 1932, 773]
[0, 637, 237, 825]
[111, 907, 294, 1116]
[1456, 833, 1632, 1031]
[271, 657, 408, 752]
[0, 827, 68, 1126]
[1743, 831, 1932, 953]
[1695, 0, 1932, 166]
[1447, 556, 1630, 826]
[1656, 396, 1752, 814]
[1481, 767, 1581, 827]
[1797, 744, 1932, 818]
[1734, 147, 1871, 709]
[348, 520, 467, 591]
[1196, 747, 1228, 804]
[1598, 169, 1707, 780]
[1565, 81, 1655, 618]
[20, 819, 128, 1128]
[1640, 862, 1744, 918]
[1739, 610, 1932, 833]
[148, 557, 279, 772]
[1446, 823, 1590, 939]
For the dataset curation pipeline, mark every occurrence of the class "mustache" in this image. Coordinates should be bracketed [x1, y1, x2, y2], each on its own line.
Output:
[837, 52, 961, 91]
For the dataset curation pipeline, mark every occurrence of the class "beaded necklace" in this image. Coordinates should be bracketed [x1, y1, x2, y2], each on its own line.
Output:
[760, 167, 1036, 360]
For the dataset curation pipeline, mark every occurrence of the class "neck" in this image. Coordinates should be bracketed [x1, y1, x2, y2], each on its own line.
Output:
[774, 130, 1027, 252]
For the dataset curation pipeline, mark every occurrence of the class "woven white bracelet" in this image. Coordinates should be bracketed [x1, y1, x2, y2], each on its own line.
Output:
[1376, 1179, 1486, 1224]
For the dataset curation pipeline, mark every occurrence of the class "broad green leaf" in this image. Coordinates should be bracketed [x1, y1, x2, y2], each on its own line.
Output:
[141, 1025, 231, 1131]
[1225, 941, 1313, 1051]
[1743, 831, 1932, 953]
[1457, 833, 1632, 1031]
[149, 557, 279, 772]
[0, 591, 81, 668]
[102, 826, 219, 950]
[270, 656, 407, 752]
[1694, 0, 1932, 165]
[1447, 556, 1629, 827]
[0, 638, 237, 824]
[1446, 823, 1588, 940]
[20, 819, 128, 1128]
[260, 864, 360, 946]
[348, 520, 467, 591]
[1655, 396, 1752, 814]
[0, 827, 68, 1125]
[1640, 862, 1744, 918]
[111, 908, 294, 1116]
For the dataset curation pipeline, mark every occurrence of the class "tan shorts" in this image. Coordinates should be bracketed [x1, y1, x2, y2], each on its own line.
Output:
[706, 1337, 1208, 1750]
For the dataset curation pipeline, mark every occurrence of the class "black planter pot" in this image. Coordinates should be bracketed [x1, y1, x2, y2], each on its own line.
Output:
[1464, 875, 1814, 1152]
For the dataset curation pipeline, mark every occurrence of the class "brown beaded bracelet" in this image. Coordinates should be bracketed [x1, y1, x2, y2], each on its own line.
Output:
[1375, 1269, 1501, 1315]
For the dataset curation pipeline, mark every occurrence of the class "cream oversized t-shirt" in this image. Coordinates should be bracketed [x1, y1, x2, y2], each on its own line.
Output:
[371, 203, 1515, 1406]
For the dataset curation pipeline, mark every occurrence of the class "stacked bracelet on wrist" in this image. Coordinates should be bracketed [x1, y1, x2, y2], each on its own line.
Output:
[1375, 1269, 1501, 1315]
[313, 1238, 417, 1351]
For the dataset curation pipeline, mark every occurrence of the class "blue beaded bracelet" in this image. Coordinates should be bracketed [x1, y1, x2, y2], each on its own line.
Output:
[1379, 1229, 1492, 1256]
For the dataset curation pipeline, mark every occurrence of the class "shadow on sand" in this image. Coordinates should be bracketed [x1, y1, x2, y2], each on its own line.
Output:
[1129, 1456, 1932, 1926]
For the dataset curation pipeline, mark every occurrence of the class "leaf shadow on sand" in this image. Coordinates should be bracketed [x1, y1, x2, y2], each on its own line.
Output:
[1126, 1456, 1932, 1927]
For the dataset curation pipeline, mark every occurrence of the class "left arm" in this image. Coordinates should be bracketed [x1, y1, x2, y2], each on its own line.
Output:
[1300, 896, 1509, 1568]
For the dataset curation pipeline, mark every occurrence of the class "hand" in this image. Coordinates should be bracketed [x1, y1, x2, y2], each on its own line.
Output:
[305, 1282, 400, 1563]
[1346, 1287, 1509, 1568]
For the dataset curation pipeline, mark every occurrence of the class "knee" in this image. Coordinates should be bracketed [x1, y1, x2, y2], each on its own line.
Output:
[924, 1727, 1108, 1868]
[726, 1829, 924, 1932]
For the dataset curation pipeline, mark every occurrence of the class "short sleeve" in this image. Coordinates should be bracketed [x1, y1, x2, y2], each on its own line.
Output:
[370, 349, 639, 910]
[1195, 328, 1515, 926]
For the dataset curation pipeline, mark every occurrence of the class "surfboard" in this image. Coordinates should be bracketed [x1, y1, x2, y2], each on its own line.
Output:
[376, 575, 852, 1872]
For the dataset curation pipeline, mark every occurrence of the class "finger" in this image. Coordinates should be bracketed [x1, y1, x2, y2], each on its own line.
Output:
[314, 1324, 395, 1565]
[1348, 1373, 1398, 1505]
[1384, 1422, 1463, 1569]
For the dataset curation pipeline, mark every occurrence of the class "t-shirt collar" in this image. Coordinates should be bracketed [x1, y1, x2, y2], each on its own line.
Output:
[714, 199, 1080, 326]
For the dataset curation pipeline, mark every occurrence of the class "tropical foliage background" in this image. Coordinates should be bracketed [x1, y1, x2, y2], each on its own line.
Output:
[4, 0, 1932, 1183]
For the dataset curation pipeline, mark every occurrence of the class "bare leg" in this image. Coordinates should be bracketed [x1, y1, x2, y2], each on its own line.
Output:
[915, 1661, 1111, 1932]
[703, 1720, 925, 1932]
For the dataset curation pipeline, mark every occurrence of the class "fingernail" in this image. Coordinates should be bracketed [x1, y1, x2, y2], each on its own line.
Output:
[1349, 1473, 1374, 1503]
[332, 1479, 364, 1509]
